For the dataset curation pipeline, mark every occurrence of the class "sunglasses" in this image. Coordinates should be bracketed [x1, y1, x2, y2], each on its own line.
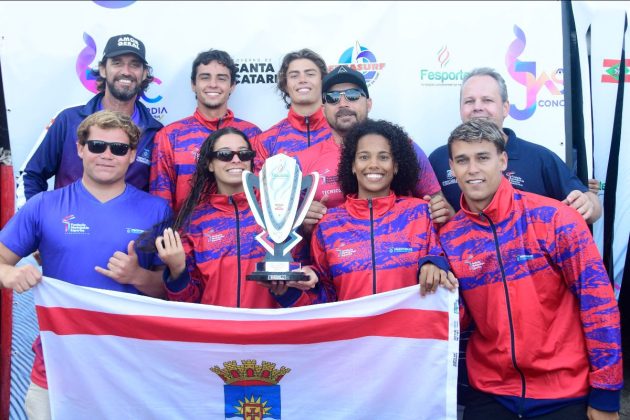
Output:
[86, 140, 130, 156]
[211, 149, 256, 162]
[323, 88, 366, 105]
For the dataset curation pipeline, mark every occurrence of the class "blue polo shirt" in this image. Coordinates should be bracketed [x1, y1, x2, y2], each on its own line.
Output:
[0, 180, 171, 293]
[428, 127, 589, 211]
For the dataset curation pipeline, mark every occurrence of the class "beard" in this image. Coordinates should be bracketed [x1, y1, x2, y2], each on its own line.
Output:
[106, 76, 142, 102]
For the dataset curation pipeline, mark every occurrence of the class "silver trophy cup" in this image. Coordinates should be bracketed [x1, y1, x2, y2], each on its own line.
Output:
[242, 153, 319, 282]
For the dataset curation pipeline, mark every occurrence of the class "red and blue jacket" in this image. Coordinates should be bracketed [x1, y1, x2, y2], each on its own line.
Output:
[164, 192, 276, 308]
[252, 107, 331, 171]
[438, 177, 622, 416]
[276, 193, 448, 306]
[149, 109, 261, 213]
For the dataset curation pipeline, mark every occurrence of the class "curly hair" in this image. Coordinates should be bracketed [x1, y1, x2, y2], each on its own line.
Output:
[174, 127, 253, 231]
[339, 119, 419, 197]
[277, 49, 328, 109]
[90, 59, 154, 94]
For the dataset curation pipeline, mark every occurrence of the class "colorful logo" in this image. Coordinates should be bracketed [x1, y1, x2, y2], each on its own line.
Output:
[92, 1, 135, 8]
[75, 32, 167, 120]
[235, 58, 277, 85]
[505, 25, 564, 120]
[211, 360, 290, 419]
[331, 41, 386, 86]
[602, 59, 630, 83]
[62, 215, 90, 234]
[419, 45, 468, 87]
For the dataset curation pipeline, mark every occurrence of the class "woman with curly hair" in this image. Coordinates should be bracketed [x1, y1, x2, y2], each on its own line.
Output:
[280, 119, 456, 305]
[154, 127, 319, 308]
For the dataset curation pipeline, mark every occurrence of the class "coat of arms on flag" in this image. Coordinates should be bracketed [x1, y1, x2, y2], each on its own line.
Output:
[211, 360, 290, 419]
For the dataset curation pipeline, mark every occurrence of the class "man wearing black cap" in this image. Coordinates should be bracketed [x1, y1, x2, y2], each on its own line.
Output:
[17, 33, 162, 206]
[297, 65, 451, 227]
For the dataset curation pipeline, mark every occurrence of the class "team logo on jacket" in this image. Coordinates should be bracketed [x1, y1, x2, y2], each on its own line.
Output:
[331, 41, 386, 86]
[464, 255, 484, 271]
[211, 360, 290, 419]
[62, 215, 90, 235]
[136, 147, 152, 165]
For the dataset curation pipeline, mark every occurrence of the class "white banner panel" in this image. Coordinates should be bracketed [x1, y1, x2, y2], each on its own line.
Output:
[34, 277, 459, 419]
[0, 1, 564, 176]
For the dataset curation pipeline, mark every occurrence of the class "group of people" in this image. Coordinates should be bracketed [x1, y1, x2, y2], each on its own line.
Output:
[0, 33, 622, 420]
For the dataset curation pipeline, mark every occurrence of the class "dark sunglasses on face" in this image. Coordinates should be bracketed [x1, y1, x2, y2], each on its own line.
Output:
[211, 149, 256, 162]
[323, 88, 366, 105]
[86, 140, 130, 156]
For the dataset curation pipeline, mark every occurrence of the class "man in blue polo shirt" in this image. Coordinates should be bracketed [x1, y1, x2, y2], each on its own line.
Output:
[0, 111, 171, 419]
[16, 33, 162, 207]
[429, 67, 601, 224]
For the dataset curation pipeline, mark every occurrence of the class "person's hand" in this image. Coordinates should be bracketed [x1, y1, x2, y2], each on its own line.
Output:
[587, 406, 619, 420]
[588, 179, 601, 195]
[155, 228, 186, 278]
[423, 194, 454, 225]
[95, 240, 141, 285]
[419, 264, 458, 296]
[562, 190, 593, 221]
[0, 265, 41, 293]
[301, 196, 328, 235]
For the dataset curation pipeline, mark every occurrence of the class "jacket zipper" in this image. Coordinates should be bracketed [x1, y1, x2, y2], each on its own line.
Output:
[482, 213, 526, 417]
[230, 196, 242, 308]
[369, 198, 377, 294]
[305, 116, 311, 147]
[217, 117, 222, 130]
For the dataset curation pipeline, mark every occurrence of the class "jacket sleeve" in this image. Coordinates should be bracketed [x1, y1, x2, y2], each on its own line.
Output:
[149, 128, 176, 209]
[417, 204, 450, 273]
[21, 114, 67, 202]
[164, 232, 203, 303]
[552, 208, 622, 411]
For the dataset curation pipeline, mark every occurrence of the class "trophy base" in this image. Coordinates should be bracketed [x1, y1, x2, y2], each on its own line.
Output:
[246, 261, 309, 282]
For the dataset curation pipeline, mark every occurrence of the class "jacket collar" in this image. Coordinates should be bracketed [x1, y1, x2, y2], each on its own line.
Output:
[460, 176, 514, 226]
[82, 93, 162, 131]
[194, 108, 235, 131]
[345, 192, 396, 220]
[207, 191, 251, 213]
[287, 107, 329, 131]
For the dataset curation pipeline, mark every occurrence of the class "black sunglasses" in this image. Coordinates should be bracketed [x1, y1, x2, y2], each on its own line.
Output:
[211, 149, 256, 162]
[86, 140, 130, 156]
[323, 88, 366, 105]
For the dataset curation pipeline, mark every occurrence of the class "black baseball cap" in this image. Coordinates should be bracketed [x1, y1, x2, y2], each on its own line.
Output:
[103, 34, 147, 64]
[322, 65, 369, 98]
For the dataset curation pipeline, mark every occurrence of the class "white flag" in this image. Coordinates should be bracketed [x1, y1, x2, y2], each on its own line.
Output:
[34, 277, 459, 420]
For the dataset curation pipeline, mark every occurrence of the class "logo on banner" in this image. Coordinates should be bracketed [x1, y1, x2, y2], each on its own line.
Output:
[331, 41, 386, 86]
[92, 0, 135, 8]
[211, 360, 290, 419]
[602, 59, 630, 83]
[419, 45, 468, 87]
[75, 32, 168, 121]
[235, 58, 278, 84]
[506, 25, 564, 120]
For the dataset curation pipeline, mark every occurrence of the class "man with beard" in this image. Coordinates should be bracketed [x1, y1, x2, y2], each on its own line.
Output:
[19, 34, 162, 204]
[149, 49, 261, 213]
[296, 65, 448, 227]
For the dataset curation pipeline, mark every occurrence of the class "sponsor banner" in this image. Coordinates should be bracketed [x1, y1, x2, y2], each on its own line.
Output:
[34, 277, 459, 419]
[0, 1, 564, 177]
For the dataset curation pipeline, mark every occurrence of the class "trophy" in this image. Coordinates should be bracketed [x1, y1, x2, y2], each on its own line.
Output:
[242, 153, 319, 282]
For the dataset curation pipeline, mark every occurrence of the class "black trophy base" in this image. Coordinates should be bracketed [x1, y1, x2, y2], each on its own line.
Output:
[247, 271, 309, 282]
[246, 261, 309, 282]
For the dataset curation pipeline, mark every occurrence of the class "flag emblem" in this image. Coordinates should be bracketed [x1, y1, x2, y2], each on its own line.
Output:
[602, 59, 630, 83]
[212, 360, 290, 419]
